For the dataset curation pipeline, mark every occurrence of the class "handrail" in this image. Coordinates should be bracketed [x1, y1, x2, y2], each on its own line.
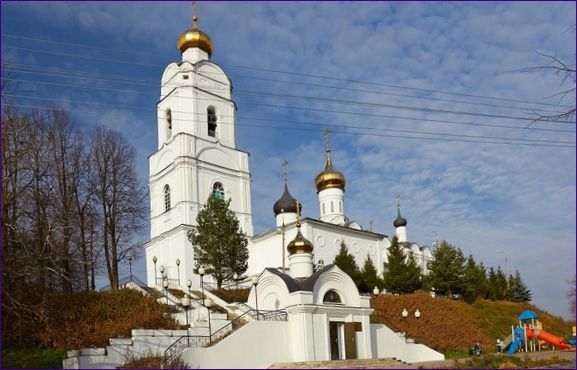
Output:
[99, 275, 148, 291]
[163, 334, 210, 362]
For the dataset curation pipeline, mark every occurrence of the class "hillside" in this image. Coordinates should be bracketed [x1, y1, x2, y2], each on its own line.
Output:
[370, 291, 572, 353]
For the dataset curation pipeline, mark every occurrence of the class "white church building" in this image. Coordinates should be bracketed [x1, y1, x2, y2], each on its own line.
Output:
[64, 16, 443, 369]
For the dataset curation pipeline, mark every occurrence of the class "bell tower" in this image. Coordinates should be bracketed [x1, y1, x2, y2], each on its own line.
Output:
[145, 12, 253, 289]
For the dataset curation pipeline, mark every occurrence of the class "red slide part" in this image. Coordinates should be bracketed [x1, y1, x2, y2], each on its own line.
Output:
[526, 328, 572, 350]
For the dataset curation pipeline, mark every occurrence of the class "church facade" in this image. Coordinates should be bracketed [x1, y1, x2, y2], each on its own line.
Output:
[144, 16, 433, 294]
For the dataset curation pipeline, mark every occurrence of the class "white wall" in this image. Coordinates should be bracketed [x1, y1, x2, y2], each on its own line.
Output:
[370, 323, 444, 363]
[182, 321, 292, 368]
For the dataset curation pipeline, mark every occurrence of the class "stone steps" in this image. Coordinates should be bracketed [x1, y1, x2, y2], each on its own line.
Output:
[269, 357, 409, 368]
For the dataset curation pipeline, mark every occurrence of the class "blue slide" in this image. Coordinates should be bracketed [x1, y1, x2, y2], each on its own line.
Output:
[507, 338, 521, 354]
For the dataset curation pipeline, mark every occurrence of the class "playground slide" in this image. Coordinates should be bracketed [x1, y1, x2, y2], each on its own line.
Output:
[506, 338, 521, 354]
[526, 328, 572, 350]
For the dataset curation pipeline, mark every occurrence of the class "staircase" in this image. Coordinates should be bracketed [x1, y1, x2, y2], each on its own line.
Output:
[270, 357, 409, 368]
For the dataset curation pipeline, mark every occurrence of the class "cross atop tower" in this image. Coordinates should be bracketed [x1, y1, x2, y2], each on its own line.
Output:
[323, 128, 333, 168]
[192, 1, 198, 28]
[396, 195, 401, 209]
[296, 200, 302, 227]
[281, 160, 288, 185]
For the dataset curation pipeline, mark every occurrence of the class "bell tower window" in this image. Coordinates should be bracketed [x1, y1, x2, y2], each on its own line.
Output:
[166, 109, 172, 140]
[213, 182, 225, 200]
[164, 185, 171, 212]
[207, 106, 217, 137]
[323, 290, 342, 304]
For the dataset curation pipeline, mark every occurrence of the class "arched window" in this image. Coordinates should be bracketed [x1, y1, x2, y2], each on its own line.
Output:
[330, 201, 334, 213]
[322, 203, 326, 215]
[207, 106, 217, 137]
[164, 185, 171, 212]
[323, 290, 342, 304]
[166, 109, 172, 140]
[213, 182, 225, 200]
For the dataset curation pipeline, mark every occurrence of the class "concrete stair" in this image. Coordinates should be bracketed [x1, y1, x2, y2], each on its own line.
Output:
[269, 357, 409, 368]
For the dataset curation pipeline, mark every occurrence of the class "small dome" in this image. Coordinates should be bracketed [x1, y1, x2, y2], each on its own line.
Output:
[393, 211, 407, 228]
[177, 17, 213, 56]
[315, 161, 346, 193]
[273, 184, 301, 216]
[287, 229, 314, 255]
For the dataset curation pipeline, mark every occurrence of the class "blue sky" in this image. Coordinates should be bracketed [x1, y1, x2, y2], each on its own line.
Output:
[2, 1, 575, 319]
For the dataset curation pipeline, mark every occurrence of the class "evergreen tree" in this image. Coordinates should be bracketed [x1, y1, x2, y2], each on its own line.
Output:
[188, 195, 248, 288]
[508, 270, 532, 302]
[383, 237, 421, 294]
[360, 254, 381, 293]
[462, 255, 480, 303]
[476, 262, 489, 299]
[333, 241, 362, 286]
[426, 240, 465, 296]
[487, 267, 499, 300]
[495, 266, 509, 300]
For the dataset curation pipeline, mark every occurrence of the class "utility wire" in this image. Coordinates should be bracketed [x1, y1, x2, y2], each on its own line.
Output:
[4, 62, 569, 115]
[2, 37, 573, 109]
[4, 102, 575, 148]
[6, 76, 575, 125]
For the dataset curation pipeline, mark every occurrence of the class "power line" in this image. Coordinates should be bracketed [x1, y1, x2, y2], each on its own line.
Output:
[4, 93, 575, 145]
[4, 102, 575, 148]
[6, 76, 575, 126]
[4, 62, 568, 115]
[2, 36, 573, 109]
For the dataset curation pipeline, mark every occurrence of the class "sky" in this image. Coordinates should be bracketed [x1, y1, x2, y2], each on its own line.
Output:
[2, 1, 575, 319]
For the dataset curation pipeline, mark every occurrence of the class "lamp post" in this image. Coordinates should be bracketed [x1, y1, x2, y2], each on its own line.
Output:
[233, 272, 239, 301]
[127, 250, 134, 282]
[414, 309, 421, 343]
[181, 295, 191, 346]
[205, 297, 213, 343]
[159, 264, 165, 282]
[373, 286, 380, 297]
[186, 279, 192, 296]
[163, 278, 169, 305]
[176, 258, 181, 286]
[251, 275, 259, 320]
[401, 308, 408, 341]
[199, 267, 205, 299]
[152, 256, 158, 284]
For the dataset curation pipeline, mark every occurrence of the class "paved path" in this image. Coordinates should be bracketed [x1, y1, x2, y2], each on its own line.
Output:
[403, 349, 575, 369]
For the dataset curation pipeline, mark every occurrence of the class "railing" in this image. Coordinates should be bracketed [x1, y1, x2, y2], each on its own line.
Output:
[99, 275, 148, 292]
[156, 277, 179, 288]
[163, 308, 288, 361]
[202, 280, 252, 292]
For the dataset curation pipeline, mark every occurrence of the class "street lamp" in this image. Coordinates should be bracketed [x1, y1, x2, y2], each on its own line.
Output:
[163, 278, 169, 304]
[181, 295, 191, 346]
[152, 256, 157, 284]
[233, 272, 239, 301]
[401, 308, 408, 341]
[186, 279, 192, 296]
[176, 258, 181, 286]
[198, 267, 206, 299]
[414, 308, 421, 343]
[127, 250, 134, 282]
[373, 286, 380, 297]
[205, 297, 213, 342]
[251, 275, 259, 320]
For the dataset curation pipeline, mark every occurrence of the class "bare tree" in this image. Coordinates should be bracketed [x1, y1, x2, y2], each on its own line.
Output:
[89, 126, 147, 290]
[569, 275, 576, 318]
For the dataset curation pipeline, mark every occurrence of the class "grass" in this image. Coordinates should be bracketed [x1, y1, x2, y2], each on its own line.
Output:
[2, 348, 66, 369]
[451, 354, 570, 368]
[444, 349, 469, 359]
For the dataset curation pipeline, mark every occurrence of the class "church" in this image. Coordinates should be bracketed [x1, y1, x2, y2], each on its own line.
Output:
[142, 16, 434, 293]
[64, 15, 444, 369]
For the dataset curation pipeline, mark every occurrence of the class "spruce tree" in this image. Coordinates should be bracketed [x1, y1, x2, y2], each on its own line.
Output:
[333, 241, 362, 286]
[383, 237, 421, 294]
[188, 195, 249, 288]
[508, 270, 532, 302]
[426, 240, 465, 297]
[462, 255, 479, 303]
[360, 254, 381, 293]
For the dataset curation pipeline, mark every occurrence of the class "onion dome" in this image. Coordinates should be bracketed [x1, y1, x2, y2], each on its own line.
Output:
[177, 16, 213, 56]
[273, 184, 301, 216]
[287, 222, 313, 255]
[393, 195, 407, 227]
[315, 129, 345, 193]
[287, 201, 313, 254]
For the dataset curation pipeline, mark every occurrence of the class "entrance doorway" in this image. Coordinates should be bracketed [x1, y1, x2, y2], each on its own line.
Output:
[329, 322, 342, 360]
[344, 322, 362, 359]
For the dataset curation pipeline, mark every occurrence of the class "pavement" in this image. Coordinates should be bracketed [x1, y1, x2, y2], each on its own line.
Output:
[403, 349, 576, 369]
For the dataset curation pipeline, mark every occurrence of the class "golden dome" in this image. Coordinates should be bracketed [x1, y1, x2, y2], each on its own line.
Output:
[287, 200, 314, 255]
[315, 129, 345, 193]
[177, 16, 213, 56]
[315, 160, 346, 193]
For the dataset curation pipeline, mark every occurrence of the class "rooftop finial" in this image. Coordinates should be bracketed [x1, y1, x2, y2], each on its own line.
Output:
[192, 1, 198, 29]
[281, 160, 288, 185]
[396, 195, 400, 209]
[323, 128, 333, 169]
[296, 200, 302, 227]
